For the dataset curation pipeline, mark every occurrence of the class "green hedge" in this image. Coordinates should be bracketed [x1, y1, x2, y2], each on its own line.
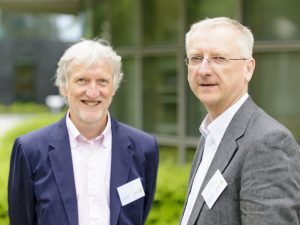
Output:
[0, 113, 191, 225]
[146, 163, 190, 225]
[0, 102, 49, 113]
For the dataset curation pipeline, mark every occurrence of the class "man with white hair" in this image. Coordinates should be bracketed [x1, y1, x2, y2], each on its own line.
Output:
[181, 17, 300, 225]
[8, 39, 159, 225]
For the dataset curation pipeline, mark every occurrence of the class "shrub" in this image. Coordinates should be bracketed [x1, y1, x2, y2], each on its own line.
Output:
[0, 102, 49, 113]
[146, 163, 190, 225]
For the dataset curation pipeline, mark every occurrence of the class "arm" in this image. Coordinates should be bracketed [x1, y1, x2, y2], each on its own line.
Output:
[240, 130, 300, 225]
[8, 138, 37, 225]
[142, 138, 159, 224]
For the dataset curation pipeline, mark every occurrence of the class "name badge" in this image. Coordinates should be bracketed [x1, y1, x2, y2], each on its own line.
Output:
[202, 170, 227, 209]
[117, 178, 145, 206]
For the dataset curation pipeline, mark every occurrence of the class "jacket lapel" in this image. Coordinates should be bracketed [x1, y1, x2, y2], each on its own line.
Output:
[110, 119, 133, 225]
[187, 97, 258, 225]
[186, 136, 206, 200]
[180, 136, 205, 224]
[48, 117, 78, 225]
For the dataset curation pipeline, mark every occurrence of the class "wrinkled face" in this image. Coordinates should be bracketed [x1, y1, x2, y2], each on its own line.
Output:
[186, 25, 255, 119]
[61, 59, 115, 129]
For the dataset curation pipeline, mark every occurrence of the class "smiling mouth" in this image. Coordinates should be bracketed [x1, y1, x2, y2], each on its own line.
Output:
[200, 83, 217, 87]
[82, 100, 101, 106]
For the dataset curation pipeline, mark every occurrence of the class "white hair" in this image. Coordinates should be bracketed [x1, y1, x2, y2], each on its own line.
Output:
[186, 17, 254, 58]
[55, 39, 123, 95]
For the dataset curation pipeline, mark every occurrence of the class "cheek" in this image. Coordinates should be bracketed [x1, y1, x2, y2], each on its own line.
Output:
[226, 74, 244, 91]
[102, 86, 115, 97]
[70, 85, 86, 95]
[187, 69, 197, 83]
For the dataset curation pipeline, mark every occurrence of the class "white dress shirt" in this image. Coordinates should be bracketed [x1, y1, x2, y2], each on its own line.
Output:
[181, 93, 249, 225]
[66, 112, 112, 225]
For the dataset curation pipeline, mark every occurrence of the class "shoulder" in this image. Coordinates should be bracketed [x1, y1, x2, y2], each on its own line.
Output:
[10, 117, 66, 169]
[15, 117, 65, 149]
[237, 97, 294, 139]
[249, 107, 294, 138]
[243, 106, 299, 158]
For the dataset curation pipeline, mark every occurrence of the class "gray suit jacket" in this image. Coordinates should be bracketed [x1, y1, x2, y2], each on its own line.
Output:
[181, 97, 300, 225]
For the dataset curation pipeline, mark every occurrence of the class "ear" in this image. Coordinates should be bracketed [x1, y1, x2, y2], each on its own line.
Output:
[60, 85, 68, 98]
[244, 58, 255, 82]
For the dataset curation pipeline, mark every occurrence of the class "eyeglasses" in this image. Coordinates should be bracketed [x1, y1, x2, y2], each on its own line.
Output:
[184, 56, 248, 66]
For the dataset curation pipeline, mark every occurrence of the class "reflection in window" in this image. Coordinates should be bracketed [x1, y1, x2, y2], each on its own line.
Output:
[250, 52, 300, 141]
[245, 0, 300, 41]
[186, 0, 239, 29]
[55, 15, 83, 42]
[111, 0, 138, 46]
[0, 11, 83, 41]
[15, 58, 35, 102]
[110, 57, 137, 126]
[142, 0, 180, 45]
[143, 56, 178, 135]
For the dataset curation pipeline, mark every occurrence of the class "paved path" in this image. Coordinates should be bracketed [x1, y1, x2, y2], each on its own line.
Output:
[0, 114, 24, 137]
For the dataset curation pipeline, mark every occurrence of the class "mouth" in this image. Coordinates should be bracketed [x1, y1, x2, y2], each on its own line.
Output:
[82, 100, 101, 106]
[200, 83, 217, 87]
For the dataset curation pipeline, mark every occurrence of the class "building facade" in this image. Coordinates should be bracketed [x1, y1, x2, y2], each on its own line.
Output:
[1, 0, 300, 162]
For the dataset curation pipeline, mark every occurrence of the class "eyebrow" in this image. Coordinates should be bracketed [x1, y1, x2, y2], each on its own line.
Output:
[189, 51, 229, 57]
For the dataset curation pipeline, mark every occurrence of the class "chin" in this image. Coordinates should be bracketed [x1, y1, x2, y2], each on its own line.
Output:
[199, 97, 219, 107]
[80, 111, 105, 123]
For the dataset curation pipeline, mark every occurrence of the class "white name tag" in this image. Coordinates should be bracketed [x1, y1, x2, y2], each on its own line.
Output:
[202, 170, 227, 209]
[117, 178, 145, 206]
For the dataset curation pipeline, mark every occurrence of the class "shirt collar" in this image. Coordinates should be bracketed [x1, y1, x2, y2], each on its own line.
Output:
[200, 93, 249, 145]
[66, 111, 112, 148]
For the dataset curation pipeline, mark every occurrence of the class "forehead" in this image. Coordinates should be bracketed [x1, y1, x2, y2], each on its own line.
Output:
[187, 25, 241, 55]
[68, 59, 113, 77]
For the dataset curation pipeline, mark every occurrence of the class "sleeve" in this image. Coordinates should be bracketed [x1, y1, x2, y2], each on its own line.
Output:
[8, 138, 37, 225]
[240, 130, 300, 225]
[142, 137, 159, 224]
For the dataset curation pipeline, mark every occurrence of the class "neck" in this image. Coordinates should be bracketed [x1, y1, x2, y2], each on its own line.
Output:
[80, 124, 105, 140]
[71, 115, 108, 140]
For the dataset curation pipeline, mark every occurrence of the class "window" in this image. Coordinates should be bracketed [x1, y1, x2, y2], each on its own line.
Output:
[110, 57, 138, 125]
[142, 0, 180, 45]
[143, 56, 178, 134]
[15, 58, 35, 102]
[250, 52, 300, 141]
[245, 0, 300, 41]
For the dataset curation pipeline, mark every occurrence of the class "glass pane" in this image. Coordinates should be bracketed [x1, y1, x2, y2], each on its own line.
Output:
[142, 0, 180, 45]
[143, 56, 178, 135]
[245, 0, 300, 41]
[186, 80, 206, 137]
[111, 0, 138, 46]
[15, 58, 36, 102]
[110, 57, 137, 126]
[0, 11, 82, 41]
[249, 52, 300, 142]
[186, 0, 239, 29]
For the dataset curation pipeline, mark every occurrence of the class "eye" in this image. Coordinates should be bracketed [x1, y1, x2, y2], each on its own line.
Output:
[190, 56, 203, 64]
[98, 79, 109, 86]
[211, 56, 227, 64]
[77, 78, 88, 85]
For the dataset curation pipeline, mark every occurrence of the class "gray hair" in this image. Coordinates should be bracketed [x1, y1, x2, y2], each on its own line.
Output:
[55, 39, 123, 94]
[186, 17, 254, 58]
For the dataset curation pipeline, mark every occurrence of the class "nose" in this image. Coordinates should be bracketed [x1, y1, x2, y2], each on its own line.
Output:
[197, 58, 212, 75]
[85, 82, 100, 99]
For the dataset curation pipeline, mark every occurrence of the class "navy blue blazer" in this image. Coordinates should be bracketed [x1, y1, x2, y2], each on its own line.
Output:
[8, 116, 159, 225]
